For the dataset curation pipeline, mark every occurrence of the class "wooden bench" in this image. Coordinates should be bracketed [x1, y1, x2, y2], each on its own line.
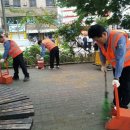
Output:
[0, 87, 34, 130]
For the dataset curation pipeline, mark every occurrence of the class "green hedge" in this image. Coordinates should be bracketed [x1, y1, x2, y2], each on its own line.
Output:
[0, 44, 94, 68]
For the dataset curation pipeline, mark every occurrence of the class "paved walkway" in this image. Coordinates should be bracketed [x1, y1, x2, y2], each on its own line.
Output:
[1, 63, 113, 130]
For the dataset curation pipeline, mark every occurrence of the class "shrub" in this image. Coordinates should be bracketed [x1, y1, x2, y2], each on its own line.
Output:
[23, 45, 40, 66]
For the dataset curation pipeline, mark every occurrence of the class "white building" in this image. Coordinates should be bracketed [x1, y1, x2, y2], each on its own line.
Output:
[58, 7, 78, 24]
[0, 0, 57, 39]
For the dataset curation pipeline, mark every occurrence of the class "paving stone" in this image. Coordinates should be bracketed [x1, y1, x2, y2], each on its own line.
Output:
[1, 64, 113, 130]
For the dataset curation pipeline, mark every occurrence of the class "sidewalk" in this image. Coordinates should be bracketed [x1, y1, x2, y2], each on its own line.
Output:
[2, 63, 113, 130]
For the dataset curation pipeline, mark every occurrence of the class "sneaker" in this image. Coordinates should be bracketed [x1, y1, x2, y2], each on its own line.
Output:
[48, 66, 54, 70]
[13, 77, 19, 81]
[23, 77, 30, 82]
[111, 107, 117, 116]
[56, 65, 60, 69]
[107, 66, 112, 71]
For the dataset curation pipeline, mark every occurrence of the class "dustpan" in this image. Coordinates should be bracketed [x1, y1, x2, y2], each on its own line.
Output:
[0, 62, 13, 84]
[105, 85, 130, 130]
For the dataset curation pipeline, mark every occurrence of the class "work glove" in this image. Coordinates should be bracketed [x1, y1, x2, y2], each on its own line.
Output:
[0, 59, 4, 63]
[112, 79, 120, 87]
[40, 57, 44, 60]
[101, 65, 107, 72]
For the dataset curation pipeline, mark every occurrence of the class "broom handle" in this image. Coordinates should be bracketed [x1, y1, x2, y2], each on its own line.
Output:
[104, 71, 108, 98]
[5, 61, 9, 75]
[0, 63, 2, 77]
[114, 84, 120, 118]
[0, 61, 9, 77]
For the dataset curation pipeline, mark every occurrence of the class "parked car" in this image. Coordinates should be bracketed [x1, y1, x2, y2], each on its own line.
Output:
[0, 39, 35, 54]
[13, 39, 35, 51]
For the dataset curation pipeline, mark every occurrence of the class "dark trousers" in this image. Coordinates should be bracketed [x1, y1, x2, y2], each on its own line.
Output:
[13, 53, 29, 78]
[50, 46, 59, 68]
[84, 42, 91, 51]
[113, 66, 130, 108]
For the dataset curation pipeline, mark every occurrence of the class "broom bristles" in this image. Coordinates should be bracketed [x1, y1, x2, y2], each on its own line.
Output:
[102, 98, 111, 121]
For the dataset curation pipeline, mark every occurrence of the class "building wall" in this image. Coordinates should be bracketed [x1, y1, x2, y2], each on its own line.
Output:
[58, 7, 78, 24]
[0, 18, 2, 28]
[1, 0, 47, 8]
[0, 0, 57, 34]
[37, 0, 46, 8]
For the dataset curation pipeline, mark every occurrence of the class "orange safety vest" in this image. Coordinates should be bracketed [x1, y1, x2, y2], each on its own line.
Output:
[99, 30, 130, 68]
[42, 38, 56, 51]
[8, 40, 23, 58]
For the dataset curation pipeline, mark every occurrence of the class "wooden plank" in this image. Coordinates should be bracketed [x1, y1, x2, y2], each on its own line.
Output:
[0, 88, 20, 94]
[0, 118, 32, 125]
[0, 99, 32, 109]
[0, 87, 14, 91]
[0, 90, 23, 97]
[0, 93, 24, 100]
[0, 93, 25, 100]
[0, 115, 34, 130]
[0, 103, 33, 112]
[0, 108, 34, 120]
[0, 89, 23, 94]
[0, 124, 32, 130]
[0, 87, 34, 130]
[1, 105, 34, 113]
[0, 96, 29, 105]
[0, 87, 21, 93]
[0, 90, 23, 96]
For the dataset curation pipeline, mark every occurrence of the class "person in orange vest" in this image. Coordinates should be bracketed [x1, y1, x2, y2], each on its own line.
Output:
[38, 36, 60, 69]
[88, 24, 130, 112]
[0, 34, 30, 82]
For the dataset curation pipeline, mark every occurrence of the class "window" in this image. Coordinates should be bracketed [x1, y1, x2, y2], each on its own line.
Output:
[29, 0, 36, 7]
[46, 0, 55, 6]
[4, 0, 9, 7]
[13, 0, 21, 7]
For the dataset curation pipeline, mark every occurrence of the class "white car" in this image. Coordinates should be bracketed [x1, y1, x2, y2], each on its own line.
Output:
[13, 39, 34, 51]
[0, 39, 35, 54]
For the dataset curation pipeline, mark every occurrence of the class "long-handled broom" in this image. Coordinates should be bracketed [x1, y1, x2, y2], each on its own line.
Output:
[102, 71, 111, 121]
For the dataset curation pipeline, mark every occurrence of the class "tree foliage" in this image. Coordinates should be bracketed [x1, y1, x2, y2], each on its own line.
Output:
[55, 16, 85, 42]
[20, 10, 56, 26]
[96, 17, 109, 27]
[57, 0, 130, 27]
[121, 15, 130, 29]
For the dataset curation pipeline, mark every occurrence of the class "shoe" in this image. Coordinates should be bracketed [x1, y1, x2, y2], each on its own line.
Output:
[23, 77, 30, 82]
[56, 65, 60, 69]
[111, 107, 117, 116]
[13, 77, 19, 81]
[48, 66, 54, 70]
[107, 66, 112, 71]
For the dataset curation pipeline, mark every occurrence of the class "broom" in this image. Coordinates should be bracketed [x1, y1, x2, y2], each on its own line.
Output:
[102, 71, 111, 121]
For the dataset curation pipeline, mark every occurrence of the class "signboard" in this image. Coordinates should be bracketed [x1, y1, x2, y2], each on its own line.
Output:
[9, 24, 25, 32]
[58, 7, 78, 24]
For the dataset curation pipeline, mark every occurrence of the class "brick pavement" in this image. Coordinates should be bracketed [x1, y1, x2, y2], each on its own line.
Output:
[1, 63, 114, 130]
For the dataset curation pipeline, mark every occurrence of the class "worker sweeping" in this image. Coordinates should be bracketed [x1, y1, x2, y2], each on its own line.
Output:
[38, 36, 60, 70]
[88, 24, 130, 116]
[0, 33, 30, 82]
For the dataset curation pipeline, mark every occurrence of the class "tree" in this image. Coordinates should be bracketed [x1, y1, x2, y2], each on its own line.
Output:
[55, 15, 86, 42]
[57, 0, 130, 27]
[121, 15, 130, 29]
[96, 17, 109, 27]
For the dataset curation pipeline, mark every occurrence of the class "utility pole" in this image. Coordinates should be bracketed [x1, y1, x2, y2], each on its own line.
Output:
[1, 0, 7, 33]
